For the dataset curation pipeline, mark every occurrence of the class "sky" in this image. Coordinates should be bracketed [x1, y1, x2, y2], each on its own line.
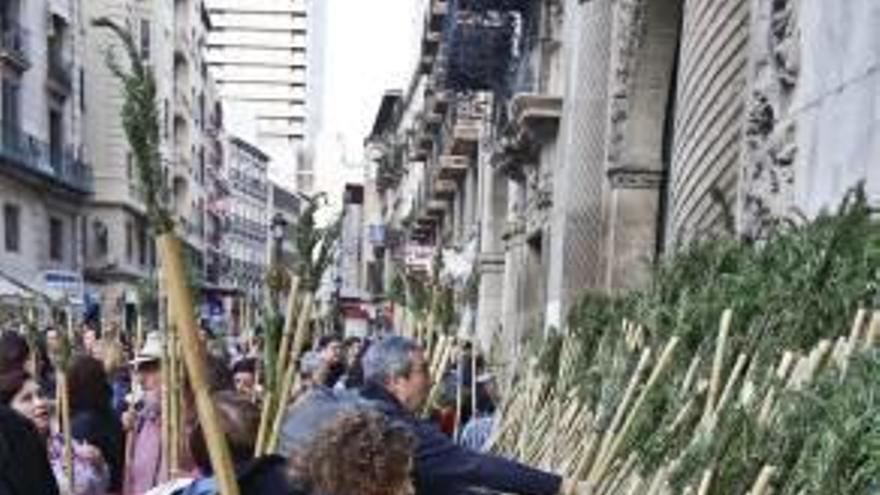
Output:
[313, 0, 426, 216]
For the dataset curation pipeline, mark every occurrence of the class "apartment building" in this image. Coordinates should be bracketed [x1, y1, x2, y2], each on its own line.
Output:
[0, 0, 92, 310]
[205, 0, 316, 192]
[220, 135, 269, 304]
[82, 0, 224, 328]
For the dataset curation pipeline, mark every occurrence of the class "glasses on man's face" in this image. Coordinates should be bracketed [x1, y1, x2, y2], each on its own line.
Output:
[413, 361, 430, 376]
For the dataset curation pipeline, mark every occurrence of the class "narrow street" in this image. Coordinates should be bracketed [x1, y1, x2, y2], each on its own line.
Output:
[1, 1, 879, 495]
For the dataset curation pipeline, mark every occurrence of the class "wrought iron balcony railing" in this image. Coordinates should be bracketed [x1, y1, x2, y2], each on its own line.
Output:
[0, 121, 93, 194]
[0, 23, 30, 69]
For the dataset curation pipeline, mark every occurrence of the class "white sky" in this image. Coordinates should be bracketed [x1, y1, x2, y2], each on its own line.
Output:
[313, 0, 425, 217]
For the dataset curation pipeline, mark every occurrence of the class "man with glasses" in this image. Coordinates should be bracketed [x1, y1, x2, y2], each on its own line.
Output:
[361, 336, 592, 495]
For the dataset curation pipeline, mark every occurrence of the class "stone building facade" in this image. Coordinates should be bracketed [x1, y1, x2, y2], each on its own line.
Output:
[364, 0, 880, 355]
[0, 0, 92, 311]
[82, 0, 226, 329]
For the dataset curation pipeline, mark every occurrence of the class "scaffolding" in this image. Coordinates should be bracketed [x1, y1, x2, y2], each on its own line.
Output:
[439, 0, 533, 93]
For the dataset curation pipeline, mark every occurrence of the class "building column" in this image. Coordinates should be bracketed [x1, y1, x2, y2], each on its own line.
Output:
[475, 160, 507, 352]
[602, 170, 664, 290]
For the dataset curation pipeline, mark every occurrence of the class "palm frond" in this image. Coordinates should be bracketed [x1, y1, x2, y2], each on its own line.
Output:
[92, 17, 172, 233]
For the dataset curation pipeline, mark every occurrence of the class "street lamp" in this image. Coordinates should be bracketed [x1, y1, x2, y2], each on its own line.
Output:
[271, 213, 288, 258]
[267, 213, 290, 313]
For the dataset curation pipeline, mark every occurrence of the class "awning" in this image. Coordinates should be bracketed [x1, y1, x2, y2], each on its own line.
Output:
[0, 276, 32, 299]
[0, 271, 44, 304]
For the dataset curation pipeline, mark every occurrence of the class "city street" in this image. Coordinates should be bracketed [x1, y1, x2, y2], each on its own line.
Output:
[1, 1, 880, 495]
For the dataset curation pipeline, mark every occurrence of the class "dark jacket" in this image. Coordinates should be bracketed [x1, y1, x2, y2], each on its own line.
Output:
[278, 385, 364, 459]
[360, 384, 562, 495]
[172, 455, 297, 495]
[72, 409, 125, 492]
[0, 405, 59, 495]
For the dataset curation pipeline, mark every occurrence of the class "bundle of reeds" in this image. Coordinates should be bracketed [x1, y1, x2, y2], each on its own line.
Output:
[487, 187, 880, 494]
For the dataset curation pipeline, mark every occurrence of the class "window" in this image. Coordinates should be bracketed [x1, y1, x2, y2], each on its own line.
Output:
[163, 99, 169, 139]
[148, 238, 156, 268]
[138, 224, 147, 266]
[199, 147, 205, 185]
[2, 78, 20, 134]
[199, 92, 205, 130]
[125, 221, 133, 263]
[95, 221, 109, 257]
[126, 152, 133, 180]
[80, 68, 85, 111]
[49, 217, 63, 262]
[3, 204, 20, 252]
[140, 19, 151, 60]
[49, 109, 63, 168]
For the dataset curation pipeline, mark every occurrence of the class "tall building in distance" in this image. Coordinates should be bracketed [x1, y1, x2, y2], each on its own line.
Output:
[205, 0, 322, 193]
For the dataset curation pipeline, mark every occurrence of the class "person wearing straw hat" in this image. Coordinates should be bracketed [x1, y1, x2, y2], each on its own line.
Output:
[124, 332, 166, 495]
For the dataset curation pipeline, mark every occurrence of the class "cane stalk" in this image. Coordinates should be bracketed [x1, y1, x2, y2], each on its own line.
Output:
[93, 18, 240, 495]
[587, 337, 680, 486]
[266, 293, 315, 454]
[160, 324, 171, 480]
[704, 309, 732, 422]
[168, 324, 180, 474]
[57, 319, 74, 493]
[274, 276, 302, 379]
[254, 379, 275, 456]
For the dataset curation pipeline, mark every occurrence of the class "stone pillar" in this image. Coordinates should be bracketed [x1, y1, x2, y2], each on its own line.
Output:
[552, 0, 615, 322]
[500, 178, 526, 355]
[602, 171, 664, 290]
[600, 0, 682, 290]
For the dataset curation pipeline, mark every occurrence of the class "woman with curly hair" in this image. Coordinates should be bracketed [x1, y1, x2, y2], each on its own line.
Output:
[289, 409, 415, 495]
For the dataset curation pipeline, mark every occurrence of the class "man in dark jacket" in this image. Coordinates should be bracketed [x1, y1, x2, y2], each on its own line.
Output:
[360, 336, 591, 495]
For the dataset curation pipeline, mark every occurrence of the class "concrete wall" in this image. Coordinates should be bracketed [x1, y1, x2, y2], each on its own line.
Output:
[793, 0, 880, 210]
[0, 178, 84, 283]
[739, 0, 880, 232]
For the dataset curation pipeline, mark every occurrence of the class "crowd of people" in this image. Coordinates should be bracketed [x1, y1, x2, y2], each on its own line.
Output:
[0, 322, 592, 495]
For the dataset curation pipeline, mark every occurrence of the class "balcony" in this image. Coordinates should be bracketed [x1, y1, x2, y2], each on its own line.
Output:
[416, 208, 438, 227]
[510, 93, 563, 142]
[444, 95, 486, 156]
[175, 89, 192, 118]
[429, 0, 448, 32]
[0, 122, 93, 194]
[426, 199, 448, 218]
[0, 23, 30, 70]
[419, 53, 435, 75]
[425, 88, 450, 116]
[128, 181, 146, 205]
[174, 25, 192, 60]
[448, 119, 480, 156]
[46, 50, 73, 96]
[431, 178, 457, 200]
[436, 154, 469, 181]
[422, 28, 441, 57]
